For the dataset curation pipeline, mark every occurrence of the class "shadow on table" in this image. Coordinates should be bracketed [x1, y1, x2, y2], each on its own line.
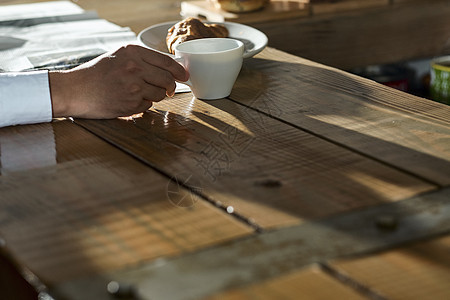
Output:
[0, 55, 449, 299]
[182, 56, 450, 224]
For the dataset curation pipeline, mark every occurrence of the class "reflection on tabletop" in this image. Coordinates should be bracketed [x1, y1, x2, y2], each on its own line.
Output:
[0, 123, 56, 175]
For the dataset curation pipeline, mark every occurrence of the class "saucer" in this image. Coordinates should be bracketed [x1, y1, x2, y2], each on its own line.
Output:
[138, 21, 268, 59]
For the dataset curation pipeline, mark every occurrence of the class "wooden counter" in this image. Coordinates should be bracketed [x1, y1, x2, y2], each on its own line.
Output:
[1, 1, 449, 299]
[1, 46, 449, 299]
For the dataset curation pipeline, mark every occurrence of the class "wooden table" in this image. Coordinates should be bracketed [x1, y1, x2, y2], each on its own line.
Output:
[1, 1, 450, 300]
[1, 47, 449, 300]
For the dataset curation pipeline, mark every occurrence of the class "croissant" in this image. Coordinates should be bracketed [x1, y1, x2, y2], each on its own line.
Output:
[166, 18, 229, 54]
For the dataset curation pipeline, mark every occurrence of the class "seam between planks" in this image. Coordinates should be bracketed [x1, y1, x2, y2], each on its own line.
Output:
[71, 120, 264, 233]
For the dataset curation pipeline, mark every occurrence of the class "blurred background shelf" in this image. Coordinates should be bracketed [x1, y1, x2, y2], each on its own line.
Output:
[181, 0, 450, 71]
[4, 0, 449, 71]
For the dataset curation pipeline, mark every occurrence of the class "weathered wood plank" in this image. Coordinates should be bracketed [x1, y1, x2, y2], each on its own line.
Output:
[76, 91, 434, 229]
[205, 264, 368, 300]
[330, 235, 450, 300]
[0, 121, 253, 285]
[230, 47, 450, 186]
[50, 187, 450, 300]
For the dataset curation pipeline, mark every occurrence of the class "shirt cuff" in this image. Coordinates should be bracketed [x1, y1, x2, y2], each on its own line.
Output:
[0, 70, 53, 127]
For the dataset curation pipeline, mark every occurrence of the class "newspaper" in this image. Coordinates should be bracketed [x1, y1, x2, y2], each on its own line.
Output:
[0, 1, 136, 72]
[0, 1, 84, 22]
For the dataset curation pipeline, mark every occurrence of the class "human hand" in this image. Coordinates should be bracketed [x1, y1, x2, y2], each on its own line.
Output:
[49, 44, 189, 119]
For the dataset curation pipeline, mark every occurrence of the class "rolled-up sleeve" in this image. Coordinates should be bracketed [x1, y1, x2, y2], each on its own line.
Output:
[0, 70, 52, 128]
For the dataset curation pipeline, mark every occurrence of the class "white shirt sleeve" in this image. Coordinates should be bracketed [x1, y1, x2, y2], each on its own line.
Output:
[0, 70, 53, 128]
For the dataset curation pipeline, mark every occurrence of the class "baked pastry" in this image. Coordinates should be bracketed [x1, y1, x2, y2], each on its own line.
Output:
[166, 17, 229, 54]
[210, 0, 267, 13]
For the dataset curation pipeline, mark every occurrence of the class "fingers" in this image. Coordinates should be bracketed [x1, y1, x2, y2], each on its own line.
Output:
[127, 84, 168, 116]
[115, 45, 187, 99]
[140, 81, 168, 103]
[141, 65, 177, 97]
[135, 46, 189, 82]
[133, 99, 153, 114]
[78, 45, 188, 119]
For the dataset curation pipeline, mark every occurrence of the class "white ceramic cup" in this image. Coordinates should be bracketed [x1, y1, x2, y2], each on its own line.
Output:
[174, 38, 244, 100]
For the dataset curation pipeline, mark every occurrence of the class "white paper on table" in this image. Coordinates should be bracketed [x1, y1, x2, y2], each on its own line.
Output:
[0, 12, 136, 71]
[0, 35, 26, 50]
[0, 19, 137, 71]
[175, 82, 191, 93]
[0, 11, 100, 28]
[0, 1, 84, 22]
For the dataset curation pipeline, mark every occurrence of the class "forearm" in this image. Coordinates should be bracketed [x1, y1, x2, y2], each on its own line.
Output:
[2, 45, 188, 127]
[49, 65, 114, 119]
[48, 71, 72, 118]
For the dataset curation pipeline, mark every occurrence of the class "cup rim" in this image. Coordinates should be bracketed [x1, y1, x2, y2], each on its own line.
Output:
[431, 55, 450, 72]
[174, 38, 244, 55]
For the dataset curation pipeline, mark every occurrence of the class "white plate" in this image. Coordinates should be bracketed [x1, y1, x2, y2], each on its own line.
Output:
[137, 21, 268, 59]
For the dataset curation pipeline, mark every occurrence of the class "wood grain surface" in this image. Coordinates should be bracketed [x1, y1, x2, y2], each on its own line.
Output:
[1, 1, 449, 299]
[75, 85, 436, 229]
[331, 235, 450, 300]
[51, 188, 449, 300]
[231, 48, 450, 186]
[0, 121, 253, 284]
[205, 264, 367, 300]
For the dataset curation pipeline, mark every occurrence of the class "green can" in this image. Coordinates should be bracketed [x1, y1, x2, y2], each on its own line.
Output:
[430, 56, 450, 105]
